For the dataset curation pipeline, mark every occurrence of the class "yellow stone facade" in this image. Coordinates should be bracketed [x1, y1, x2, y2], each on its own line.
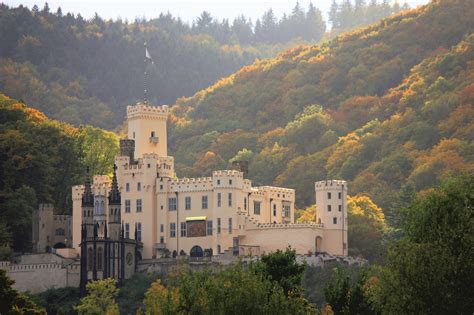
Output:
[72, 103, 348, 258]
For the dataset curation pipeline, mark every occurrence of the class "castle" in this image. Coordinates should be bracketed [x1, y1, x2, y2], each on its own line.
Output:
[71, 102, 348, 260]
[2, 101, 350, 294]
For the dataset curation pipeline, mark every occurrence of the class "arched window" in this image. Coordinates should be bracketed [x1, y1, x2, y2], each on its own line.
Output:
[190, 245, 204, 258]
[87, 247, 93, 271]
[97, 247, 103, 271]
[100, 201, 105, 215]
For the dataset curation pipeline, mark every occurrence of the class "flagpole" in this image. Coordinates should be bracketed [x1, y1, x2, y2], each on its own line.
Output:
[143, 42, 148, 104]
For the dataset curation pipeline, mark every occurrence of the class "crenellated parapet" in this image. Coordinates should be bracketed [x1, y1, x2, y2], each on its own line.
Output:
[127, 103, 168, 121]
[315, 180, 348, 191]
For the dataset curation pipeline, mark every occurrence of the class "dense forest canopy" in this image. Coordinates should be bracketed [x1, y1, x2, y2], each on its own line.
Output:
[0, 1, 404, 129]
[170, 0, 474, 221]
[0, 93, 118, 252]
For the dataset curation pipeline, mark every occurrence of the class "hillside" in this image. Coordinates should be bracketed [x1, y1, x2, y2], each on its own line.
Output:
[170, 0, 474, 218]
[0, 2, 405, 129]
[0, 94, 118, 252]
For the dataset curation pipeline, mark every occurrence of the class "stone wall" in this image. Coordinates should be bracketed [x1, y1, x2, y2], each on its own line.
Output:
[0, 254, 80, 294]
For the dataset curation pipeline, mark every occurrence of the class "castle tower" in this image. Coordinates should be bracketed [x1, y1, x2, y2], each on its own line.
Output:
[126, 103, 168, 158]
[82, 168, 94, 237]
[108, 164, 122, 241]
[315, 180, 348, 256]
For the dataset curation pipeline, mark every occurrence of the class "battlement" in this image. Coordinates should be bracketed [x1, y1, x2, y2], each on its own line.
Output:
[254, 222, 324, 229]
[94, 175, 111, 185]
[170, 177, 213, 185]
[212, 170, 244, 178]
[127, 103, 169, 120]
[315, 180, 347, 190]
[255, 186, 295, 195]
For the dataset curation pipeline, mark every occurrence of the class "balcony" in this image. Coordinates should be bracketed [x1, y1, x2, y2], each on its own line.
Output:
[149, 136, 159, 144]
[154, 242, 166, 250]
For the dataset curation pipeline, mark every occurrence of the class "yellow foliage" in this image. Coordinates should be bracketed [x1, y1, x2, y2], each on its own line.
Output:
[348, 195, 385, 224]
[296, 205, 316, 223]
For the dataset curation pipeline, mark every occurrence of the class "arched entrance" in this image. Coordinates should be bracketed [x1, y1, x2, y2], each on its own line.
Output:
[53, 242, 66, 249]
[315, 236, 323, 253]
[190, 245, 204, 258]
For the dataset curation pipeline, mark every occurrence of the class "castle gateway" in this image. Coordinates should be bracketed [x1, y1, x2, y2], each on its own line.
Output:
[72, 102, 348, 260]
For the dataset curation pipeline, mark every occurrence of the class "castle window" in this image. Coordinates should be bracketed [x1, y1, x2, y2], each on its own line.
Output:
[185, 197, 191, 210]
[217, 218, 221, 234]
[151, 131, 155, 137]
[228, 193, 232, 207]
[87, 248, 93, 271]
[244, 197, 247, 210]
[207, 220, 213, 235]
[327, 192, 332, 199]
[217, 245, 221, 254]
[217, 193, 221, 207]
[283, 202, 291, 218]
[170, 223, 176, 238]
[147, 164, 151, 168]
[202, 196, 208, 209]
[273, 204, 277, 217]
[160, 236, 164, 244]
[133, 132, 135, 139]
[126, 183, 130, 192]
[97, 247, 103, 271]
[125, 200, 131, 213]
[160, 185, 163, 190]
[229, 179, 232, 185]
[125, 223, 130, 238]
[333, 217, 337, 224]
[338, 205, 342, 212]
[338, 192, 342, 199]
[217, 179, 220, 185]
[137, 182, 141, 191]
[136, 223, 142, 241]
[328, 205, 332, 212]
[168, 198, 177, 211]
[55, 228, 65, 236]
[228, 218, 232, 234]
[160, 224, 164, 233]
[254, 201, 261, 215]
[136, 199, 142, 213]
[180, 222, 187, 237]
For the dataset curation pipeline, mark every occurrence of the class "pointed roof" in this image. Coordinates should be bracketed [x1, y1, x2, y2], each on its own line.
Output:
[108, 164, 121, 205]
[82, 167, 94, 207]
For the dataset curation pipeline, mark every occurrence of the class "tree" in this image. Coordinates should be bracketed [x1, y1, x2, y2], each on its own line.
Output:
[143, 279, 179, 314]
[324, 268, 377, 315]
[254, 247, 306, 297]
[378, 174, 474, 314]
[0, 269, 45, 314]
[74, 278, 120, 315]
[347, 195, 386, 262]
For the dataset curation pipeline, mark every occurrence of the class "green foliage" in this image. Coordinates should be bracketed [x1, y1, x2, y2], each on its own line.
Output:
[30, 287, 80, 315]
[324, 267, 377, 315]
[118, 272, 160, 315]
[253, 247, 306, 297]
[377, 173, 474, 314]
[0, 95, 118, 252]
[144, 262, 315, 314]
[74, 278, 119, 315]
[0, 269, 45, 314]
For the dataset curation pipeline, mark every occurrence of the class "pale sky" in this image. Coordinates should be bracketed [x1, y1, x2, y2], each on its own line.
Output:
[3, 0, 430, 23]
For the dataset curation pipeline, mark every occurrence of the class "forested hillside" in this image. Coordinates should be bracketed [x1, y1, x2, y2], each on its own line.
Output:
[0, 94, 118, 253]
[170, 0, 474, 222]
[0, 1, 403, 129]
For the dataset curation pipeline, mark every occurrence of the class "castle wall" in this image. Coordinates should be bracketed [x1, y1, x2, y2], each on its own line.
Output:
[240, 224, 324, 255]
[0, 254, 80, 294]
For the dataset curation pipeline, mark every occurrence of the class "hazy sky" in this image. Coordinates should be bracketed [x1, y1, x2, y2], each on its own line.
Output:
[4, 0, 430, 23]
